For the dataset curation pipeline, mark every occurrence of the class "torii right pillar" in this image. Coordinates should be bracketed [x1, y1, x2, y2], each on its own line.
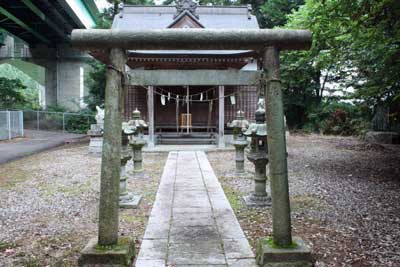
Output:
[257, 46, 312, 267]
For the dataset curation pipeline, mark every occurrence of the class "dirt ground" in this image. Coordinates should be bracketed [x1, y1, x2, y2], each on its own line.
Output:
[0, 144, 167, 267]
[0, 134, 399, 267]
[208, 134, 400, 267]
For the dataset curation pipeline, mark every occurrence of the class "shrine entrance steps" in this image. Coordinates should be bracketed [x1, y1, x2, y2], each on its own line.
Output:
[135, 151, 256, 267]
[157, 133, 217, 145]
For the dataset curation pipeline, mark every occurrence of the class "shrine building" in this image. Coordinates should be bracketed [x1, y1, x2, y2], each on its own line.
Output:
[107, 1, 261, 147]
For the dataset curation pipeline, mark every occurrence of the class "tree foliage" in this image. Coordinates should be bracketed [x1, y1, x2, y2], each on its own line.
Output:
[86, 0, 155, 111]
[89, 0, 400, 134]
[0, 77, 27, 109]
[280, 0, 400, 131]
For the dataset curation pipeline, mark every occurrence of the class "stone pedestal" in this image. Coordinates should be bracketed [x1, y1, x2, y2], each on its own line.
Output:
[256, 237, 312, 267]
[365, 131, 400, 144]
[232, 140, 248, 175]
[87, 124, 103, 154]
[78, 237, 135, 267]
[243, 157, 271, 207]
[130, 139, 146, 173]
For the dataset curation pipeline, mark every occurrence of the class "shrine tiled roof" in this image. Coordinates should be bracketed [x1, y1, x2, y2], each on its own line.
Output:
[112, 4, 259, 30]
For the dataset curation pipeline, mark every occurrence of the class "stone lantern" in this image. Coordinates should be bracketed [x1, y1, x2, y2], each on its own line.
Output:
[128, 108, 148, 173]
[243, 101, 271, 207]
[119, 122, 142, 208]
[228, 110, 249, 174]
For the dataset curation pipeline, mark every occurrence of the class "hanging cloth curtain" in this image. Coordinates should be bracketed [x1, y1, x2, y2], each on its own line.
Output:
[200, 93, 203, 101]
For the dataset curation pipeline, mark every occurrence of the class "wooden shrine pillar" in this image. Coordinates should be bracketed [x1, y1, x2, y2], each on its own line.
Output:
[148, 85, 155, 147]
[218, 85, 225, 148]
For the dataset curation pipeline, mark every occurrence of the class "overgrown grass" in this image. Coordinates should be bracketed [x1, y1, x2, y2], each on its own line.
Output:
[222, 183, 244, 211]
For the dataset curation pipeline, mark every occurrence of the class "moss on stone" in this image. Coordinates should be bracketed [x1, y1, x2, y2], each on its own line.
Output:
[265, 237, 298, 249]
[94, 237, 132, 252]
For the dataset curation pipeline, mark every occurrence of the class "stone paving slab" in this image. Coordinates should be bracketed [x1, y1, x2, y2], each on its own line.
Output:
[135, 151, 256, 267]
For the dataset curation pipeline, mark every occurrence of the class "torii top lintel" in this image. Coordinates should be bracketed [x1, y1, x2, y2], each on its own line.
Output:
[71, 29, 312, 51]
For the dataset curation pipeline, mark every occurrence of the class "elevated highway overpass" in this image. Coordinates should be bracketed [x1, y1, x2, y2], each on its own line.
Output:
[0, 0, 99, 111]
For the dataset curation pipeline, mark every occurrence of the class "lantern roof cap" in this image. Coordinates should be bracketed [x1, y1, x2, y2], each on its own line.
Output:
[228, 110, 249, 129]
[243, 99, 267, 137]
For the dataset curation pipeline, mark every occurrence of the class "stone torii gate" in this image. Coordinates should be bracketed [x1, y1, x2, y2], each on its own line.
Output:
[72, 29, 312, 267]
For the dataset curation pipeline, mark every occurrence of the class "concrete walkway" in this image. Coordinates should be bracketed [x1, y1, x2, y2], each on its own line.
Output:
[0, 130, 86, 164]
[136, 151, 256, 267]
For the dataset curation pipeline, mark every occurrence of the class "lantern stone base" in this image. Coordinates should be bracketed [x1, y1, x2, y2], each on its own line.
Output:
[256, 237, 312, 267]
[78, 237, 135, 267]
[119, 193, 142, 209]
[88, 136, 103, 154]
[243, 193, 271, 208]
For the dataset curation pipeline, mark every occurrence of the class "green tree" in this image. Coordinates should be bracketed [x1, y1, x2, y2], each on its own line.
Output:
[280, 0, 400, 130]
[260, 0, 304, 28]
[86, 0, 156, 111]
[85, 60, 107, 110]
[0, 77, 27, 109]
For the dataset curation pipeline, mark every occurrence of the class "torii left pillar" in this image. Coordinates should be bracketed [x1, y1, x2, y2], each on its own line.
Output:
[78, 48, 135, 267]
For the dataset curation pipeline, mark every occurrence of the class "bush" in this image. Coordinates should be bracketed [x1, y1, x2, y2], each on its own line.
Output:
[38, 105, 95, 134]
[304, 101, 371, 136]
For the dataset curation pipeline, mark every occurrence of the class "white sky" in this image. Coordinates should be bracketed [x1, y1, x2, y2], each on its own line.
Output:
[94, 0, 164, 11]
[94, 0, 111, 11]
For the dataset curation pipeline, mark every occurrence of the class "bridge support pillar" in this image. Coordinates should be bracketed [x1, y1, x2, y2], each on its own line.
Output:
[30, 44, 89, 111]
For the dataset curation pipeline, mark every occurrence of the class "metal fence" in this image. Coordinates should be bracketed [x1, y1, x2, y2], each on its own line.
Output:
[0, 111, 24, 140]
[23, 110, 95, 134]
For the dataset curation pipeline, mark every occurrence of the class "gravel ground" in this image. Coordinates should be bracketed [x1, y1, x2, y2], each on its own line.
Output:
[1, 135, 399, 267]
[0, 144, 167, 267]
[207, 134, 400, 267]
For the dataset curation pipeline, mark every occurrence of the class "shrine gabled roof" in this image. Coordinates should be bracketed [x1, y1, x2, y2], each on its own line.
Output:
[112, 5, 259, 30]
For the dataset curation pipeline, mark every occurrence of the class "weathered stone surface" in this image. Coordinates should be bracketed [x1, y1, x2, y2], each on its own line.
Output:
[168, 241, 226, 265]
[97, 47, 126, 246]
[135, 259, 165, 267]
[119, 194, 141, 209]
[223, 238, 255, 259]
[71, 29, 312, 51]
[136, 151, 255, 266]
[227, 258, 258, 267]
[172, 212, 214, 227]
[365, 131, 400, 144]
[170, 225, 220, 243]
[78, 237, 135, 267]
[264, 47, 292, 246]
[137, 239, 168, 260]
[88, 136, 103, 154]
[143, 221, 170, 239]
[256, 237, 312, 267]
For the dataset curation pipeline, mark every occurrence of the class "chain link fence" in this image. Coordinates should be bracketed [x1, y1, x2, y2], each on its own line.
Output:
[0, 111, 24, 140]
[23, 110, 95, 134]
